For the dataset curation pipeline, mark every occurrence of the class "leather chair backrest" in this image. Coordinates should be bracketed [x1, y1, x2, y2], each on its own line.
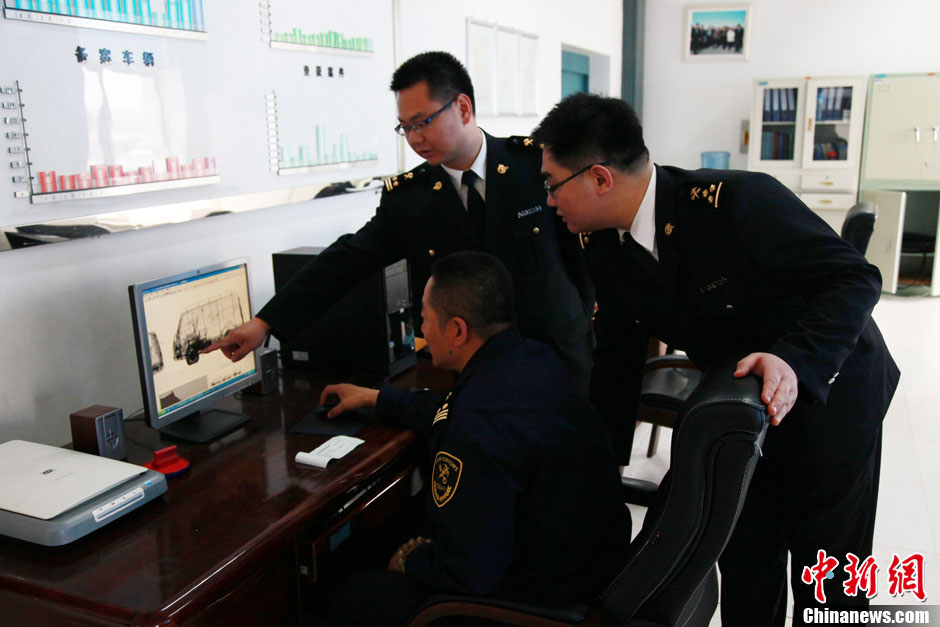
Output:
[600, 360, 769, 625]
[840, 202, 877, 255]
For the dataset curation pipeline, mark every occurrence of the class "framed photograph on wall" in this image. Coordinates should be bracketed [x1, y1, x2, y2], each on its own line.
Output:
[683, 5, 751, 61]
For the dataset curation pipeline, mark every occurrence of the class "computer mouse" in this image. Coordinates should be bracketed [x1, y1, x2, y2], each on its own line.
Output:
[313, 401, 338, 418]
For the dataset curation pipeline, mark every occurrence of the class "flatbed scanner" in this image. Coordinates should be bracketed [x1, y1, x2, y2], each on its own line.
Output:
[0, 440, 167, 546]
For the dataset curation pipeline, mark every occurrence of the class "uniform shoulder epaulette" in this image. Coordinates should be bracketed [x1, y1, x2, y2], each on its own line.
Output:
[383, 164, 428, 192]
[682, 179, 724, 208]
[506, 135, 541, 152]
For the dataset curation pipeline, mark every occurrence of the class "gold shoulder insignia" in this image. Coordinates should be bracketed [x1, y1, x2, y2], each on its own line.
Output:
[384, 167, 424, 192]
[432, 451, 463, 507]
[433, 393, 452, 425]
[507, 135, 542, 152]
[687, 181, 724, 208]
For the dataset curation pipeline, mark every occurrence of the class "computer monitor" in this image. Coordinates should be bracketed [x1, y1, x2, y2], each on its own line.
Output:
[128, 259, 260, 443]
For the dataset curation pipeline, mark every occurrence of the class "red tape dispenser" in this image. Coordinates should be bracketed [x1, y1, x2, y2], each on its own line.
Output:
[144, 445, 191, 477]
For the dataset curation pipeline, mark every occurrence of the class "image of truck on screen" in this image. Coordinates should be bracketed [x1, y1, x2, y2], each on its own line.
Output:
[173, 293, 245, 365]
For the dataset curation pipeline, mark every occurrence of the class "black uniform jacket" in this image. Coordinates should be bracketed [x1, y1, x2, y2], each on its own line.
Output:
[376, 329, 630, 599]
[588, 166, 900, 463]
[258, 132, 595, 385]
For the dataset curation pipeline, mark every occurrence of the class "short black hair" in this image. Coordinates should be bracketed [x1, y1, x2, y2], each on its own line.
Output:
[428, 251, 515, 341]
[532, 93, 649, 173]
[390, 51, 476, 113]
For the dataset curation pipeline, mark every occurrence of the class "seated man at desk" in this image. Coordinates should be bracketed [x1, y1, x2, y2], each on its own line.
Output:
[320, 251, 629, 626]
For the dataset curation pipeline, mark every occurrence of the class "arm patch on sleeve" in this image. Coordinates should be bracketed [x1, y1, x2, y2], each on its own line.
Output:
[432, 451, 463, 507]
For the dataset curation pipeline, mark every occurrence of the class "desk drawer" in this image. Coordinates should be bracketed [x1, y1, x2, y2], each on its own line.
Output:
[299, 463, 420, 584]
[801, 172, 855, 192]
[799, 192, 856, 211]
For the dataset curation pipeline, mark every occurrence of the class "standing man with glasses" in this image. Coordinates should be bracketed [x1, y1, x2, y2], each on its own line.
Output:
[532, 93, 899, 626]
[205, 50, 595, 395]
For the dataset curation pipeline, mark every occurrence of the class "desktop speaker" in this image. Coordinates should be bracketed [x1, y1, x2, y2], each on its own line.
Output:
[69, 405, 126, 460]
[272, 247, 417, 377]
[244, 347, 279, 395]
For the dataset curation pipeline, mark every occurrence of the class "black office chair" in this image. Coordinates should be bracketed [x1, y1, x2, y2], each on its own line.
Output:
[406, 359, 770, 627]
[637, 351, 702, 458]
[840, 201, 877, 255]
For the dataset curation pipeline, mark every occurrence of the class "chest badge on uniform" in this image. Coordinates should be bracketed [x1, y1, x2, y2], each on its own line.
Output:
[497, 164, 509, 174]
[516, 205, 542, 219]
[699, 276, 728, 294]
[432, 451, 463, 507]
[664, 222, 675, 236]
[433, 181, 443, 191]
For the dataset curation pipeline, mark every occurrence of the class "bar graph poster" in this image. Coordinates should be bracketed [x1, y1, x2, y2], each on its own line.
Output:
[263, 0, 373, 55]
[3, 0, 208, 39]
[1, 31, 218, 215]
[264, 0, 397, 178]
[0, 0, 398, 233]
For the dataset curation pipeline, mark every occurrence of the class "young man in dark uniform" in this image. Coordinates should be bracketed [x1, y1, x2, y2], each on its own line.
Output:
[205, 51, 595, 392]
[320, 251, 629, 626]
[532, 93, 899, 625]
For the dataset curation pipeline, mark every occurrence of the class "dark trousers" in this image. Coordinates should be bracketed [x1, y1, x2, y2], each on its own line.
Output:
[719, 423, 882, 626]
[328, 569, 431, 626]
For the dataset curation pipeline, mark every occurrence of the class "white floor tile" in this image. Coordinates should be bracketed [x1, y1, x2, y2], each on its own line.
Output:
[913, 438, 940, 554]
[875, 435, 936, 553]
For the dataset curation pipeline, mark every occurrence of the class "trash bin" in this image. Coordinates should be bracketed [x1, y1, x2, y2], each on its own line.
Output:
[701, 151, 730, 169]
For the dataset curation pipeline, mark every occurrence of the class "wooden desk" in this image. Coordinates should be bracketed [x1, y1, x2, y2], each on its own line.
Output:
[0, 361, 448, 626]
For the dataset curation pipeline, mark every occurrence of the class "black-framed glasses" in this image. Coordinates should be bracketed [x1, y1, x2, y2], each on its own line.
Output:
[543, 161, 609, 197]
[394, 97, 457, 136]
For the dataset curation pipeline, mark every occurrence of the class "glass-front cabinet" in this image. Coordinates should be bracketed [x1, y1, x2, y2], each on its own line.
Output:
[801, 77, 866, 169]
[748, 76, 867, 233]
[751, 79, 805, 170]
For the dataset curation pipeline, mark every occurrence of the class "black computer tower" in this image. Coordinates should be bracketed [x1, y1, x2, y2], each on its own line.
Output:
[272, 247, 417, 377]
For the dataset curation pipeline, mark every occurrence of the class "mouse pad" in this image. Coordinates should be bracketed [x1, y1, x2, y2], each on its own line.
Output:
[289, 407, 373, 436]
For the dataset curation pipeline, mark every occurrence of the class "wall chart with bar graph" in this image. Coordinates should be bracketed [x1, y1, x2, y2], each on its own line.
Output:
[3, 0, 207, 39]
[0, 0, 398, 234]
[262, 0, 395, 177]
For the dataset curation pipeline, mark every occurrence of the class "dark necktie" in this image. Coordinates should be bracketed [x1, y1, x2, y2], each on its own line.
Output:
[462, 169, 486, 237]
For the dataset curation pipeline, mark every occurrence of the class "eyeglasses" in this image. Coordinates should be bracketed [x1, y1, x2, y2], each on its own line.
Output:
[543, 161, 609, 197]
[394, 97, 457, 136]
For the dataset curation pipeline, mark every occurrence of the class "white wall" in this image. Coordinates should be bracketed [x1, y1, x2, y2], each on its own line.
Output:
[642, 0, 940, 170]
[397, 0, 623, 169]
[0, 0, 624, 446]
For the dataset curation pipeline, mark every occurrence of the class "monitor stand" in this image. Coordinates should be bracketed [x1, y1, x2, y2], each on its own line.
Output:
[160, 409, 251, 444]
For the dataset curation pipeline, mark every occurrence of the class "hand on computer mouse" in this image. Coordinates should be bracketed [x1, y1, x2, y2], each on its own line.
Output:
[318, 384, 380, 418]
[313, 401, 338, 419]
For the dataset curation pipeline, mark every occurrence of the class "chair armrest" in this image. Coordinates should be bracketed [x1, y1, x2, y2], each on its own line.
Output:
[643, 354, 697, 372]
[407, 593, 588, 626]
[621, 476, 659, 508]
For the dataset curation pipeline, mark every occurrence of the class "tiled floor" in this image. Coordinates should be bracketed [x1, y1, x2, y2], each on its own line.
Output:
[624, 292, 940, 625]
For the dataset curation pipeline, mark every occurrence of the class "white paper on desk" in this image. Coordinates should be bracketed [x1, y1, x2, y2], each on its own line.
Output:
[295, 436, 365, 469]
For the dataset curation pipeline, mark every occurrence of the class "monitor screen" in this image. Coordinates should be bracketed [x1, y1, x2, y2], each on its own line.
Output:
[128, 259, 260, 443]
